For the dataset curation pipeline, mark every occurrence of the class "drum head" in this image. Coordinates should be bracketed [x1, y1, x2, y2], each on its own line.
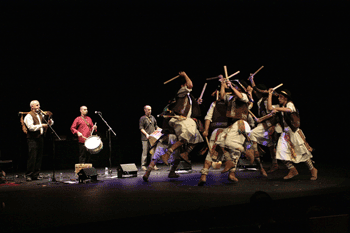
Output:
[84, 136, 101, 149]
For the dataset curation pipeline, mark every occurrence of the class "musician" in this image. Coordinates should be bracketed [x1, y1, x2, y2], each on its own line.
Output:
[267, 88, 317, 180]
[139, 105, 160, 171]
[70, 106, 97, 164]
[24, 100, 53, 181]
[143, 71, 204, 182]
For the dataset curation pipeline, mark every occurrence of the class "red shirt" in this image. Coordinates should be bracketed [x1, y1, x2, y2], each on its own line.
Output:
[70, 115, 95, 143]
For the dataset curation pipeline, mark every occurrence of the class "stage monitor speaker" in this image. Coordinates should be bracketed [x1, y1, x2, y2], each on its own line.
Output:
[78, 167, 98, 183]
[117, 163, 138, 178]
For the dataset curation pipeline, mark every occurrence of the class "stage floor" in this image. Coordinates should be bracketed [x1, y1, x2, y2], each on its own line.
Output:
[1, 161, 349, 232]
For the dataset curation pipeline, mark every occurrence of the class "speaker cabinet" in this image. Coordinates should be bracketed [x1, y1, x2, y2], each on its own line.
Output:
[78, 167, 98, 183]
[117, 163, 138, 178]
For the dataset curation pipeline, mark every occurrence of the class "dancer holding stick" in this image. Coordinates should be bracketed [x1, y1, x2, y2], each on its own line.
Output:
[199, 75, 267, 186]
[267, 88, 317, 180]
[247, 73, 284, 173]
[143, 71, 204, 182]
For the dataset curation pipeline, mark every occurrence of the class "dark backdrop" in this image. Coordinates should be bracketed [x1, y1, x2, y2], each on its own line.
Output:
[1, 1, 348, 170]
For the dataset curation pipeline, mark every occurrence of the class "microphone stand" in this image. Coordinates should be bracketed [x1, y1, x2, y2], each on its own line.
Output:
[40, 111, 61, 182]
[95, 112, 116, 169]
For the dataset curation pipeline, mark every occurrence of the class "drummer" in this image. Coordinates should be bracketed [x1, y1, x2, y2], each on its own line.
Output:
[70, 106, 98, 164]
[139, 105, 160, 171]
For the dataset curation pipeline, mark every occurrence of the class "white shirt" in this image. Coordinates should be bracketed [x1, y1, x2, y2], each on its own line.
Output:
[24, 112, 53, 135]
[204, 101, 216, 122]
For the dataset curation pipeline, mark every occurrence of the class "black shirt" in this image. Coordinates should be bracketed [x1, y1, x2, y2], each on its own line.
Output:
[139, 115, 158, 141]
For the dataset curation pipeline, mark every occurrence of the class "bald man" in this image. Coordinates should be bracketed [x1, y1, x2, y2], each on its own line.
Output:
[139, 105, 160, 170]
[70, 106, 97, 163]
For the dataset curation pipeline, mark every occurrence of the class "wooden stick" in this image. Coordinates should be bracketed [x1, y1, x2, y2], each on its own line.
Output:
[233, 79, 247, 92]
[206, 70, 239, 80]
[253, 66, 264, 76]
[224, 66, 228, 79]
[162, 115, 186, 120]
[272, 83, 283, 91]
[206, 76, 220, 80]
[248, 110, 257, 119]
[227, 71, 240, 79]
[205, 137, 211, 150]
[248, 66, 264, 80]
[199, 83, 207, 99]
[164, 75, 180, 84]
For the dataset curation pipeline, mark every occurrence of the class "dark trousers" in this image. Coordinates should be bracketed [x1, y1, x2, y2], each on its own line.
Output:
[26, 137, 44, 178]
[78, 143, 90, 163]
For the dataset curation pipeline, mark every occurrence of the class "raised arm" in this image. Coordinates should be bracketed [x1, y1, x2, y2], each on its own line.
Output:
[219, 76, 243, 100]
[179, 71, 193, 89]
[268, 88, 292, 113]
[267, 88, 274, 111]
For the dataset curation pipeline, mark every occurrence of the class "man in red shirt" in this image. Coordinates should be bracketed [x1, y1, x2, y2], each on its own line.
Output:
[70, 106, 97, 163]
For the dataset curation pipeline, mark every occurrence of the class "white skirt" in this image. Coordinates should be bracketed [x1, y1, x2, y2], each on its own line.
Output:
[276, 127, 312, 163]
[214, 120, 251, 152]
[249, 123, 274, 147]
[169, 117, 204, 144]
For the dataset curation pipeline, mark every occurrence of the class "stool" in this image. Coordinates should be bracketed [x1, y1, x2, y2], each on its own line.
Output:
[0, 160, 14, 181]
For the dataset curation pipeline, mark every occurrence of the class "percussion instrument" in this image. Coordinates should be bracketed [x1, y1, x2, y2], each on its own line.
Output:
[148, 128, 163, 155]
[84, 135, 103, 154]
[75, 163, 92, 174]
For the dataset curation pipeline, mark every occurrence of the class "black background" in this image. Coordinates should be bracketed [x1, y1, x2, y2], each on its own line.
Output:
[1, 1, 348, 170]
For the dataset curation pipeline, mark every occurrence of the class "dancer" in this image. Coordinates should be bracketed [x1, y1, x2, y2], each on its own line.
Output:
[143, 71, 204, 182]
[267, 88, 317, 180]
[198, 79, 230, 185]
[248, 75, 281, 173]
[198, 77, 255, 185]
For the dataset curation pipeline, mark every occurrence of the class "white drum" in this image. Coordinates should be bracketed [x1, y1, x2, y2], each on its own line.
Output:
[149, 128, 163, 155]
[84, 136, 103, 154]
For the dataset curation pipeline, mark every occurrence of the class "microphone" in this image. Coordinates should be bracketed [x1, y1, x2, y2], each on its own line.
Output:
[37, 108, 45, 115]
[95, 111, 102, 114]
